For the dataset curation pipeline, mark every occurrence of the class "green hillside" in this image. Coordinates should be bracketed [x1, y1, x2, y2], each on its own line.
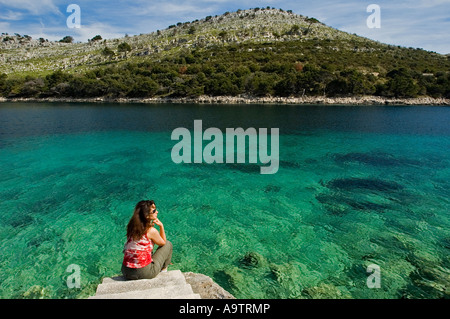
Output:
[1, 8, 449, 99]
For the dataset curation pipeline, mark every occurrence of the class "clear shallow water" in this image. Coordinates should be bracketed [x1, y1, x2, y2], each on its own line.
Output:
[0, 103, 449, 299]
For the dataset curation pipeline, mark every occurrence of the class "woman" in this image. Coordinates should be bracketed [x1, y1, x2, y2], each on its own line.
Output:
[122, 200, 173, 280]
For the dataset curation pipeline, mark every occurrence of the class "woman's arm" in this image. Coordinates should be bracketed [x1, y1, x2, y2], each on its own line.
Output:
[148, 219, 166, 246]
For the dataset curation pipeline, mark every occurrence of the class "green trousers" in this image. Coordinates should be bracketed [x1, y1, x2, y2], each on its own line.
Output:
[121, 240, 173, 280]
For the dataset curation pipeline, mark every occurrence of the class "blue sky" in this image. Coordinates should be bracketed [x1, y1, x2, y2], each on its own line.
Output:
[1, 0, 449, 54]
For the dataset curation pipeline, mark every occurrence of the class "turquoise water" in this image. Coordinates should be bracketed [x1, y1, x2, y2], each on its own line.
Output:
[0, 103, 449, 299]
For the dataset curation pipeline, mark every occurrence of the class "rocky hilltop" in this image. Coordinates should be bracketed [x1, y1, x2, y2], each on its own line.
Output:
[0, 8, 388, 75]
[1, 8, 449, 101]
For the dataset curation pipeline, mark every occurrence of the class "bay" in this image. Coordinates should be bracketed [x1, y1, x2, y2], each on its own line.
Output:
[0, 102, 449, 299]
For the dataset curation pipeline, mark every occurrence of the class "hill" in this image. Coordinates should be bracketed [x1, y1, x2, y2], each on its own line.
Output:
[1, 8, 449, 100]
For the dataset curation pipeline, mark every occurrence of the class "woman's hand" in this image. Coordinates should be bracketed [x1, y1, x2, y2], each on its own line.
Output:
[148, 218, 166, 246]
[153, 218, 163, 227]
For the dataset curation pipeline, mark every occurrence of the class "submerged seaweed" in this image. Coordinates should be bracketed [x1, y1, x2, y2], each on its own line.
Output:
[238, 251, 267, 269]
[316, 193, 390, 215]
[316, 176, 407, 215]
[326, 177, 404, 192]
[264, 184, 281, 193]
[333, 151, 422, 167]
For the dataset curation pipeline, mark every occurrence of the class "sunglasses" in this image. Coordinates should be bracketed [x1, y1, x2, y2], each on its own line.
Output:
[150, 208, 157, 214]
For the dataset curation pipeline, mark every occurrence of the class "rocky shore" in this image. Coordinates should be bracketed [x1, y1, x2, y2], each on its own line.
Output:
[183, 272, 235, 299]
[1, 95, 449, 105]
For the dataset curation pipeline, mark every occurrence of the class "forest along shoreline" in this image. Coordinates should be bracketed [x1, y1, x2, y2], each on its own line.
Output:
[1, 95, 449, 105]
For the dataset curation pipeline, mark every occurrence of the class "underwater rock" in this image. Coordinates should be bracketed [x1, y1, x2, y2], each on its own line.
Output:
[213, 267, 244, 293]
[268, 261, 318, 298]
[304, 158, 318, 164]
[269, 262, 307, 284]
[438, 237, 450, 251]
[344, 198, 389, 211]
[183, 272, 236, 299]
[333, 152, 421, 167]
[315, 194, 350, 216]
[264, 185, 281, 193]
[320, 179, 393, 215]
[302, 283, 351, 299]
[315, 193, 389, 215]
[9, 217, 34, 229]
[200, 204, 214, 212]
[238, 251, 267, 269]
[22, 285, 51, 299]
[224, 163, 261, 173]
[404, 250, 450, 298]
[278, 160, 302, 169]
[406, 267, 450, 298]
[326, 177, 404, 192]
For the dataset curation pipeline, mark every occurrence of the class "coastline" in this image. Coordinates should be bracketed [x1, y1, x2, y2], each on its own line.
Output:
[0, 95, 449, 105]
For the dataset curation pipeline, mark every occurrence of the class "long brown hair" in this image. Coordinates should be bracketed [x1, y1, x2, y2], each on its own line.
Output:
[126, 200, 155, 241]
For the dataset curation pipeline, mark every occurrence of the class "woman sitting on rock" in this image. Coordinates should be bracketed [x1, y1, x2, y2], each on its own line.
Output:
[122, 200, 173, 280]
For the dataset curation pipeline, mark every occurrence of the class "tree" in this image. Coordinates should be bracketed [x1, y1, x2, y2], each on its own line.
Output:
[178, 66, 188, 75]
[91, 35, 102, 42]
[218, 31, 227, 39]
[118, 42, 132, 57]
[205, 73, 239, 96]
[101, 47, 115, 60]
[20, 77, 45, 97]
[127, 77, 159, 97]
[294, 62, 303, 72]
[387, 76, 420, 98]
[45, 70, 72, 90]
[66, 76, 106, 97]
[246, 72, 277, 96]
[326, 78, 349, 96]
[287, 25, 300, 36]
[340, 69, 375, 95]
[296, 66, 324, 96]
[118, 42, 131, 53]
[274, 73, 297, 96]
[383, 68, 420, 98]
[0, 73, 7, 96]
[59, 36, 74, 43]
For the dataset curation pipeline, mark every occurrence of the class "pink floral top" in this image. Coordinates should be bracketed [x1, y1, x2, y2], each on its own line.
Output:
[122, 234, 154, 268]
